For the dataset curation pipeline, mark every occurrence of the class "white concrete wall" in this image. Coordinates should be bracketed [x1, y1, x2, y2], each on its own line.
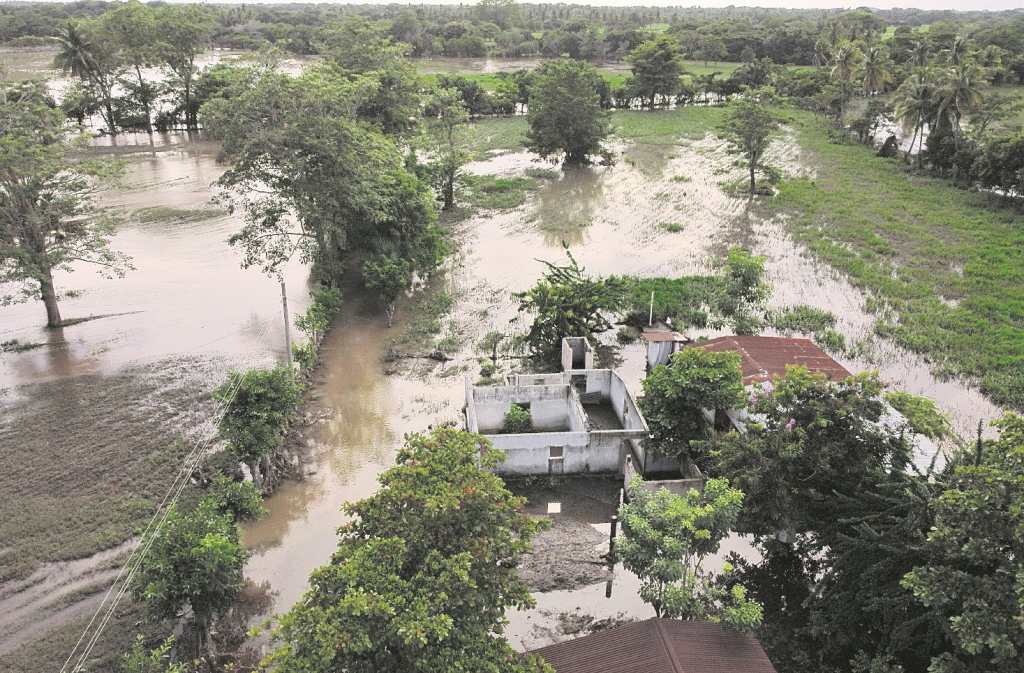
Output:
[471, 383, 573, 432]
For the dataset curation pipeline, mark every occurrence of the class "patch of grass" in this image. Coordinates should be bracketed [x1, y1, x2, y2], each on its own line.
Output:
[814, 327, 846, 354]
[0, 338, 44, 353]
[769, 305, 837, 334]
[671, 173, 692, 183]
[619, 275, 722, 329]
[613, 106, 728, 146]
[659, 222, 684, 233]
[0, 359, 217, 584]
[524, 167, 560, 180]
[132, 206, 226, 224]
[776, 108, 1024, 410]
[465, 174, 538, 210]
[389, 284, 455, 355]
[463, 116, 529, 158]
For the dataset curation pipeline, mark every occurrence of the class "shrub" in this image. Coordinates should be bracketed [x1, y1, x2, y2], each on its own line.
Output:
[770, 305, 837, 334]
[502, 404, 532, 434]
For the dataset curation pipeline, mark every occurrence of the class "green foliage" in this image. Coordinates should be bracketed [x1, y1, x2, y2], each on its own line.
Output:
[267, 428, 550, 673]
[514, 246, 626, 366]
[769, 305, 837, 333]
[423, 86, 469, 210]
[619, 477, 762, 627]
[885, 391, 953, 441]
[362, 253, 412, 326]
[526, 58, 611, 164]
[214, 366, 303, 467]
[717, 247, 771, 325]
[902, 414, 1024, 673]
[204, 66, 440, 284]
[295, 285, 344, 353]
[131, 498, 247, 642]
[0, 80, 131, 327]
[502, 404, 532, 434]
[627, 35, 686, 109]
[718, 92, 783, 194]
[205, 474, 266, 522]
[464, 174, 538, 210]
[640, 348, 746, 465]
[121, 635, 186, 673]
[776, 109, 1024, 411]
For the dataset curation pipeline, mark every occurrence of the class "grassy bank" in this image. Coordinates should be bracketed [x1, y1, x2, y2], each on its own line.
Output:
[776, 109, 1024, 410]
[466, 105, 726, 156]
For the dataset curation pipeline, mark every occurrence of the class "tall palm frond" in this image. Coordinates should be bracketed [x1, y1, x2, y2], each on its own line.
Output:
[53, 22, 99, 81]
[862, 45, 891, 95]
[936, 62, 985, 139]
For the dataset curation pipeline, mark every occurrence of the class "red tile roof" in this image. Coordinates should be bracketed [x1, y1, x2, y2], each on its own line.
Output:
[531, 619, 777, 673]
[697, 336, 851, 385]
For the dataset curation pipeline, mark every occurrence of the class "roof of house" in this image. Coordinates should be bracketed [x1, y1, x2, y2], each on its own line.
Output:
[641, 328, 689, 343]
[531, 619, 777, 673]
[697, 335, 851, 385]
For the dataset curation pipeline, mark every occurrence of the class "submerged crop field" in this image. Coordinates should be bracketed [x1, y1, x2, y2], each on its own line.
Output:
[777, 110, 1024, 409]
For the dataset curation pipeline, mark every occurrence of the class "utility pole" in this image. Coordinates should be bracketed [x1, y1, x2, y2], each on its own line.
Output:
[280, 278, 292, 369]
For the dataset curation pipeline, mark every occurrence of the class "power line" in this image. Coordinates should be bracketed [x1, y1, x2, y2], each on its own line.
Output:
[59, 323, 271, 673]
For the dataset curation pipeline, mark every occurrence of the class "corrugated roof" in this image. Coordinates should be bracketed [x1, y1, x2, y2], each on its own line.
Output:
[697, 336, 851, 386]
[641, 329, 689, 343]
[531, 619, 777, 673]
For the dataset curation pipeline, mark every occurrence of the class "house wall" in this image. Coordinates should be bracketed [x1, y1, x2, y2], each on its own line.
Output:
[487, 431, 634, 475]
[561, 336, 593, 372]
[472, 384, 573, 433]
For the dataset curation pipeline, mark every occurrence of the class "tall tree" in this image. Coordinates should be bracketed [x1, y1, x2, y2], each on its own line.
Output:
[619, 477, 762, 626]
[627, 35, 685, 109]
[0, 81, 131, 327]
[132, 498, 248, 657]
[102, 0, 159, 134]
[424, 87, 469, 211]
[640, 347, 746, 467]
[893, 70, 935, 167]
[53, 20, 121, 135]
[157, 4, 213, 131]
[902, 414, 1024, 673]
[525, 58, 610, 165]
[829, 40, 862, 120]
[718, 91, 782, 195]
[861, 44, 891, 94]
[935, 61, 985, 143]
[266, 428, 550, 673]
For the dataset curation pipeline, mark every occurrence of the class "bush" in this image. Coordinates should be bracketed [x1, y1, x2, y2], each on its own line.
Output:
[884, 391, 952, 441]
[770, 305, 837, 334]
[502, 404, 532, 434]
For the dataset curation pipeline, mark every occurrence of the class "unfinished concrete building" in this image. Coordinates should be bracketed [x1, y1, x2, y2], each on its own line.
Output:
[464, 338, 654, 476]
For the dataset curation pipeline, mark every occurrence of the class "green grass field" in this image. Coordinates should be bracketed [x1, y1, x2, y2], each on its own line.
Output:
[775, 110, 1024, 410]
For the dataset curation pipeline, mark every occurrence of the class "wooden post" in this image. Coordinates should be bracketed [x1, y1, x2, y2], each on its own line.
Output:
[280, 279, 292, 369]
[608, 514, 618, 568]
[648, 290, 655, 326]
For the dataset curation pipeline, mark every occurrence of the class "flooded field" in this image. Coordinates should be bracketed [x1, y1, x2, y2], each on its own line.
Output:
[0, 44, 1007, 667]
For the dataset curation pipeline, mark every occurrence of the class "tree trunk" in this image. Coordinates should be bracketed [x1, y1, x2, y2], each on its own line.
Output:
[136, 65, 153, 134]
[40, 268, 62, 328]
[749, 163, 757, 195]
[442, 173, 455, 210]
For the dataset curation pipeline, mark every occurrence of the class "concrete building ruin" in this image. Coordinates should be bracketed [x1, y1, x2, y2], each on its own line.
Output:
[464, 337, 658, 476]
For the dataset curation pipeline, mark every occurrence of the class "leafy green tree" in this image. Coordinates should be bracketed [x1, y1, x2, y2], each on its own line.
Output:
[526, 58, 610, 165]
[102, 0, 159, 133]
[640, 347, 746, 466]
[424, 87, 469, 210]
[54, 20, 122, 134]
[203, 68, 441, 285]
[205, 474, 266, 522]
[0, 81, 131, 327]
[513, 246, 626, 365]
[362, 253, 411, 327]
[157, 4, 213, 131]
[718, 92, 782, 195]
[902, 414, 1024, 673]
[715, 246, 770, 327]
[214, 366, 303, 491]
[267, 428, 550, 673]
[132, 498, 248, 656]
[935, 61, 985, 144]
[892, 70, 936, 167]
[627, 35, 685, 109]
[619, 477, 762, 627]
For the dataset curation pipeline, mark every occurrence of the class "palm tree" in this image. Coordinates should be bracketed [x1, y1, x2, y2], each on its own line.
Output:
[830, 42, 862, 120]
[910, 39, 930, 69]
[936, 62, 985, 143]
[54, 21, 119, 135]
[892, 71, 935, 167]
[946, 34, 969, 66]
[862, 45, 891, 95]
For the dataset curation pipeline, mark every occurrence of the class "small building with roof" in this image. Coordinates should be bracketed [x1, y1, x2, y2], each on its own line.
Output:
[697, 335, 852, 385]
[531, 618, 777, 673]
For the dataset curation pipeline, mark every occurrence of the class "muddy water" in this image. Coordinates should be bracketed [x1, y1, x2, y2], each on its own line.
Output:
[241, 286, 465, 612]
